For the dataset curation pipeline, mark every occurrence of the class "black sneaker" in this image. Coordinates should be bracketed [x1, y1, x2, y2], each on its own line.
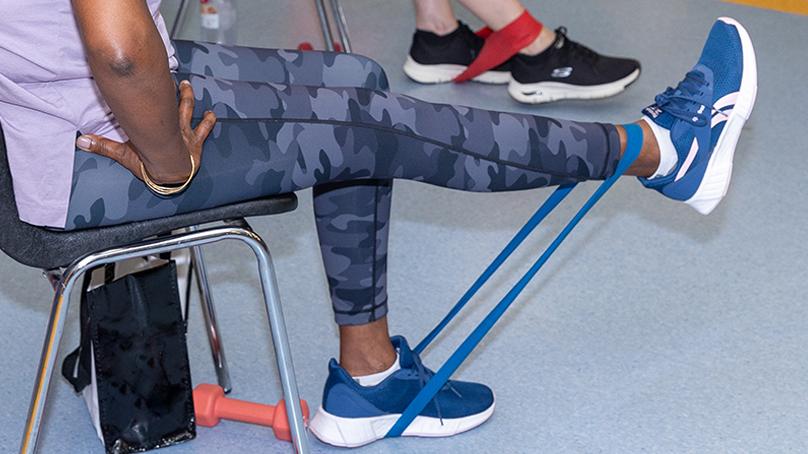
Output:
[507, 27, 641, 104]
[403, 21, 511, 84]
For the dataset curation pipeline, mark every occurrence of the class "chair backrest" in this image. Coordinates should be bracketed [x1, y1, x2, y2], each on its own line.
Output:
[0, 123, 53, 266]
[0, 124, 109, 269]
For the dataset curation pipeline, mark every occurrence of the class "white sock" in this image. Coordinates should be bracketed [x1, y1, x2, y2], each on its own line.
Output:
[642, 117, 678, 179]
[353, 352, 401, 387]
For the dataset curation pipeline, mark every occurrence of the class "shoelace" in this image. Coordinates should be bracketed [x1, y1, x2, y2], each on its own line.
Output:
[654, 70, 724, 127]
[410, 349, 462, 425]
[555, 27, 599, 64]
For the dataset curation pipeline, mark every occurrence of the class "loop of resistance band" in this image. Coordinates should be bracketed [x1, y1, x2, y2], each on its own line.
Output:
[387, 123, 644, 438]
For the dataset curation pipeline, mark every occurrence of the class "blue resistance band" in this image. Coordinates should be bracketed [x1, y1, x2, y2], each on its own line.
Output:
[413, 183, 576, 355]
[387, 123, 643, 438]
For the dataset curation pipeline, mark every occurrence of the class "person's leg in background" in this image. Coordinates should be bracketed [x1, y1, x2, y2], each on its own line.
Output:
[415, 0, 555, 54]
[406, 0, 642, 104]
[171, 40, 400, 375]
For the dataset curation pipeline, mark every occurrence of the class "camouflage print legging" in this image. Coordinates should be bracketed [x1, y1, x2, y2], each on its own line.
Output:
[66, 41, 622, 326]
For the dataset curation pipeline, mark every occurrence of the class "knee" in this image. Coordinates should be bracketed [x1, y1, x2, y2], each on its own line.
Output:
[331, 53, 390, 91]
[355, 54, 390, 91]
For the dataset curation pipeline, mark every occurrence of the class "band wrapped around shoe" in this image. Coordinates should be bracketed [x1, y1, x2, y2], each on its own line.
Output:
[475, 26, 493, 39]
[454, 11, 543, 83]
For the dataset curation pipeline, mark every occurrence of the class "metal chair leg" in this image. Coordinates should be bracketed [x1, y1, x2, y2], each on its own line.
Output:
[243, 223, 309, 454]
[190, 239, 233, 394]
[20, 276, 72, 454]
[20, 225, 310, 454]
[329, 0, 352, 52]
[314, 0, 336, 51]
[170, 0, 189, 39]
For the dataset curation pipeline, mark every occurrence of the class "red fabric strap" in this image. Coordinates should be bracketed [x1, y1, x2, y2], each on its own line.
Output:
[455, 11, 543, 83]
[475, 26, 493, 39]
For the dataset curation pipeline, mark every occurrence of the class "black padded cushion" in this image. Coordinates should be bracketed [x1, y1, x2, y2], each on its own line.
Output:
[0, 126, 297, 269]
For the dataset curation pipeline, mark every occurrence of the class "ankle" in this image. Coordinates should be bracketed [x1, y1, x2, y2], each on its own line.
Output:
[339, 318, 397, 376]
[619, 121, 661, 177]
[416, 18, 459, 36]
[519, 27, 555, 56]
[340, 346, 396, 376]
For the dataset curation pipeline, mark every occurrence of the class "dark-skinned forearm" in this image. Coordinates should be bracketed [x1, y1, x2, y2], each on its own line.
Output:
[72, 0, 190, 183]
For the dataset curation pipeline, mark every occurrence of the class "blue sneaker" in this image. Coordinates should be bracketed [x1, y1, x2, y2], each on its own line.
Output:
[640, 17, 757, 214]
[308, 336, 495, 447]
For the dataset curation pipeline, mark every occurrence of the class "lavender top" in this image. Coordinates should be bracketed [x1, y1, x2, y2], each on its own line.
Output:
[0, 0, 177, 228]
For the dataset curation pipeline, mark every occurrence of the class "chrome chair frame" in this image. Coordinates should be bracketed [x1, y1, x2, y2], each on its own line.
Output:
[314, 0, 352, 52]
[190, 232, 234, 394]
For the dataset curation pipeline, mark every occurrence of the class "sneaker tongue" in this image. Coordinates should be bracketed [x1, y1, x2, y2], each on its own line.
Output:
[553, 30, 566, 50]
[642, 104, 676, 130]
[391, 336, 415, 368]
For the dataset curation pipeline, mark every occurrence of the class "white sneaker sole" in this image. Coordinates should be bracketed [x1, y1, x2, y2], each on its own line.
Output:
[507, 68, 640, 104]
[685, 17, 758, 215]
[403, 56, 511, 84]
[308, 402, 496, 448]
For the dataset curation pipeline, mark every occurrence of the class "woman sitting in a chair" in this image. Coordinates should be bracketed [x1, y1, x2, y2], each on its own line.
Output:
[0, 0, 756, 447]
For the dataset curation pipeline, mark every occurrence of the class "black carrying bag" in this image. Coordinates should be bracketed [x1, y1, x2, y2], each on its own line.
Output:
[62, 261, 196, 453]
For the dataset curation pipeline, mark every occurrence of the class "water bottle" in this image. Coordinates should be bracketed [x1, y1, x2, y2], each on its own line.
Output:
[199, 0, 237, 44]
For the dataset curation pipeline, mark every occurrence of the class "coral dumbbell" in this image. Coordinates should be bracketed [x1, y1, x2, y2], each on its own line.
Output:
[193, 384, 310, 442]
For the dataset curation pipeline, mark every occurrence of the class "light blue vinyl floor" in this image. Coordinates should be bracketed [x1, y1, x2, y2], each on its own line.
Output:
[1, 0, 806, 452]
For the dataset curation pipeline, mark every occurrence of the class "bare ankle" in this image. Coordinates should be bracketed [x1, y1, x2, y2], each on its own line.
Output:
[339, 317, 397, 376]
[520, 27, 556, 56]
[428, 20, 458, 36]
[415, 17, 458, 36]
[619, 122, 661, 177]
[414, 0, 458, 36]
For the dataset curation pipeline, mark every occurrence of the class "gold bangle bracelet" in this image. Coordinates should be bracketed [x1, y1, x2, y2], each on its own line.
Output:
[140, 154, 196, 196]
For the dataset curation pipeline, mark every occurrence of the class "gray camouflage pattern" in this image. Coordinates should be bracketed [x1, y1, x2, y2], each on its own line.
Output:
[177, 41, 395, 325]
[66, 41, 621, 325]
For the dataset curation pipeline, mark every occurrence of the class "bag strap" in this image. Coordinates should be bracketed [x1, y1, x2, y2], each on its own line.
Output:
[61, 263, 115, 392]
[103, 263, 115, 284]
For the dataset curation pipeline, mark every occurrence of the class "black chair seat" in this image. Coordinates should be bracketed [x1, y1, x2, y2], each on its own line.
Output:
[0, 195, 297, 270]
[0, 126, 297, 270]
